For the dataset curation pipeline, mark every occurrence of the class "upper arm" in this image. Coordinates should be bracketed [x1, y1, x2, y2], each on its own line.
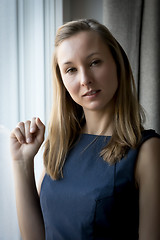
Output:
[37, 168, 46, 196]
[135, 137, 160, 240]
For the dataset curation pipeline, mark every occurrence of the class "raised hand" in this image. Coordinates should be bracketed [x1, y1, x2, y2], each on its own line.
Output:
[10, 117, 45, 162]
[10, 117, 46, 240]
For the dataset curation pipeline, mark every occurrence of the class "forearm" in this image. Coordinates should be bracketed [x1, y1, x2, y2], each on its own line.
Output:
[13, 160, 45, 240]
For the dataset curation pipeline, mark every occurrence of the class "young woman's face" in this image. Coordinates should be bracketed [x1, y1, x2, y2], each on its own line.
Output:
[57, 31, 118, 114]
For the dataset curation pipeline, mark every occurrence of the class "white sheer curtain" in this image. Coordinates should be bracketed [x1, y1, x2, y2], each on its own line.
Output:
[0, 0, 63, 239]
[0, 0, 63, 130]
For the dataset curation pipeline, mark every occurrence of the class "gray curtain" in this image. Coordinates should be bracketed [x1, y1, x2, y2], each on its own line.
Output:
[103, 0, 160, 134]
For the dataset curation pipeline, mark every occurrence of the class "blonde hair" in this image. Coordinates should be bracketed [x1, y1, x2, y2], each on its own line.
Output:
[43, 19, 145, 180]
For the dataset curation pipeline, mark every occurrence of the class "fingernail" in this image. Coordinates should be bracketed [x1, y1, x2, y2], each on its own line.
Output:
[26, 138, 32, 143]
[30, 127, 35, 133]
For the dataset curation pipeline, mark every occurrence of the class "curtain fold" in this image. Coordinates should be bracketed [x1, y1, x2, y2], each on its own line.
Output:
[0, 0, 63, 131]
[103, 0, 160, 133]
[139, 0, 160, 133]
[0, 0, 63, 239]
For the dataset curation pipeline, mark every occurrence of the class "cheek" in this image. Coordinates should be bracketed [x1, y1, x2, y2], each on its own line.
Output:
[102, 67, 118, 89]
[108, 78, 118, 96]
[62, 78, 79, 97]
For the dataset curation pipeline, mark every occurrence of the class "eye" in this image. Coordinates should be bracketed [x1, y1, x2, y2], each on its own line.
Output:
[66, 67, 77, 74]
[90, 59, 101, 67]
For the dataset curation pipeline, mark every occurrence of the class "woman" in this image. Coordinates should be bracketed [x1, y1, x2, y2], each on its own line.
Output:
[10, 19, 160, 240]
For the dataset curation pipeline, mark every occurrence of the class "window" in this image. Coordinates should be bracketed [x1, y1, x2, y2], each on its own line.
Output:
[0, 1, 63, 238]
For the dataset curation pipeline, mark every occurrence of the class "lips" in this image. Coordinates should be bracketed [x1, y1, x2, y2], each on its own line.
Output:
[83, 89, 101, 97]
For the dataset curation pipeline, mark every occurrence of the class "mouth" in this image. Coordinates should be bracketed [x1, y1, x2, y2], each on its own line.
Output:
[82, 89, 101, 97]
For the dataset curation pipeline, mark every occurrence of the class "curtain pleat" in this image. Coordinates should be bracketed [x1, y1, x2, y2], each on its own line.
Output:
[0, 1, 63, 239]
[139, 0, 160, 133]
[103, 0, 160, 133]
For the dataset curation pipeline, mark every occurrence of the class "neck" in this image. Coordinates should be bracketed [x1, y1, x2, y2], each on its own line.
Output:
[82, 109, 114, 136]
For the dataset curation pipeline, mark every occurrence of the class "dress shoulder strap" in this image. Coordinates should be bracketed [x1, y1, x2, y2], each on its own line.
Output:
[140, 129, 160, 146]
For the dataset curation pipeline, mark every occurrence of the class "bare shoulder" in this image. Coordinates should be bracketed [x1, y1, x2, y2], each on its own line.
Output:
[37, 168, 46, 196]
[135, 137, 160, 184]
[135, 137, 160, 239]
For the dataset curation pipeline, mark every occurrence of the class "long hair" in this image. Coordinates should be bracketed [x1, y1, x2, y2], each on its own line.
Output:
[43, 19, 145, 180]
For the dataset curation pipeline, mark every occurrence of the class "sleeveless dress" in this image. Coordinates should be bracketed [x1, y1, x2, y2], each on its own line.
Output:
[40, 129, 160, 240]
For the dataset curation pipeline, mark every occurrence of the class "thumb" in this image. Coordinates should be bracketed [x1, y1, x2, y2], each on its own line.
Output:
[36, 118, 45, 141]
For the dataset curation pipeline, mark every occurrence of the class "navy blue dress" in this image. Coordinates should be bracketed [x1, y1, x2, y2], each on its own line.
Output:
[40, 130, 160, 240]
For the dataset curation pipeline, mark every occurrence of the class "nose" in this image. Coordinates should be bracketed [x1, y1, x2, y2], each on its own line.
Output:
[80, 68, 92, 86]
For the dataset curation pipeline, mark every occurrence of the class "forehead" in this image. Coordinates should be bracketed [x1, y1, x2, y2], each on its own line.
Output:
[57, 31, 109, 64]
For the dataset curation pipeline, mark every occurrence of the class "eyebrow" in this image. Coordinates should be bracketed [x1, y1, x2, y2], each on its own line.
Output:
[86, 52, 100, 59]
[62, 52, 100, 65]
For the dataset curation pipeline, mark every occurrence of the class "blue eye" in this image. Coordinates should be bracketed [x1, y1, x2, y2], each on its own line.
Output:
[66, 67, 77, 74]
[90, 59, 101, 67]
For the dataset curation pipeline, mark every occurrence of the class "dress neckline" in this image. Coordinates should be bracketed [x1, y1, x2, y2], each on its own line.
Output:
[81, 133, 111, 138]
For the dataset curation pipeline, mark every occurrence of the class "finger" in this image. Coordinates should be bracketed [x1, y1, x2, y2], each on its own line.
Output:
[11, 127, 25, 144]
[30, 117, 37, 133]
[36, 118, 45, 130]
[17, 121, 25, 136]
[24, 120, 32, 143]
[36, 118, 45, 141]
